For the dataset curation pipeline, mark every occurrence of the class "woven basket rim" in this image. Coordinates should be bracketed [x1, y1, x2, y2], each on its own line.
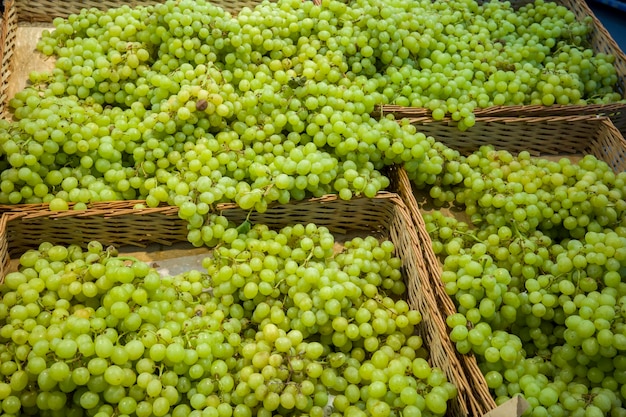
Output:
[393, 114, 616, 124]
[0, 192, 401, 217]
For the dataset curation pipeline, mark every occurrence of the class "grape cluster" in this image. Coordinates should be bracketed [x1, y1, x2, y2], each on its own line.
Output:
[422, 146, 626, 416]
[0, 222, 457, 417]
[1, 0, 625, 414]
[421, 147, 626, 240]
[0, 0, 432, 211]
[1, 0, 622, 214]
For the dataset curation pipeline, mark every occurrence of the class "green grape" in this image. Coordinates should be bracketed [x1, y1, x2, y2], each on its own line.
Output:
[3, 2, 624, 416]
[0, 222, 455, 416]
[424, 144, 626, 417]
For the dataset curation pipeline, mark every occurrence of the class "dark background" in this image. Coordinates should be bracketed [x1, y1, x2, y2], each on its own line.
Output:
[587, 1, 626, 51]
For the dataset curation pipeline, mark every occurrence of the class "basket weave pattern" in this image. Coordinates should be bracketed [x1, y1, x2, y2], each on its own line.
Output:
[13, 0, 267, 21]
[0, 0, 17, 119]
[389, 167, 498, 417]
[0, 193, 493, 417]
[409, 115, 626, 173]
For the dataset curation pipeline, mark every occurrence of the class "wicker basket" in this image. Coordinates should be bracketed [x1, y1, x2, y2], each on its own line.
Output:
[405, 115, 626, 173]
[3, 0, 626, 123]
[381, 0, 626, 134]
[389, 166, 498, 417]
[0, 0, 16, 118]
[388, 115, 626, 417]
[0, 0, 272, 118]
[0, 192, 497, 417]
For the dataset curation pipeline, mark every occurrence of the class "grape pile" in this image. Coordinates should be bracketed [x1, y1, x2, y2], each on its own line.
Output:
[0, 0, 622, 217]
[0, 221, 457, 417]
[422, 147, 626, 417]
[0, 0, 625, 414]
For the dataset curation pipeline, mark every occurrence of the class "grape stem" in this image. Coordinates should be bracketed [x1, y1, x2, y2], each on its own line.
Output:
[112, 256, 143, 264]
[431, 225, 484, 243]
[373, 296, 398, 318]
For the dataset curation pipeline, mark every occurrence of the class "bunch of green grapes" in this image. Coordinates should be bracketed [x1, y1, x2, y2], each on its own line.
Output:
[419, 146, 626, 242]
[422, 146, 626, 416]
[2, 0, 622, 211]
[2, 0, 436, 213]
[0, 219, 457, 417]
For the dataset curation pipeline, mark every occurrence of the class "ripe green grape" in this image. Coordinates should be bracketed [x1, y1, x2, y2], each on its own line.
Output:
[3, 1, 623, 415]
[5, 0, 616, 214]
[424, 145, 626, 416]
[0, 224, 455, 417]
